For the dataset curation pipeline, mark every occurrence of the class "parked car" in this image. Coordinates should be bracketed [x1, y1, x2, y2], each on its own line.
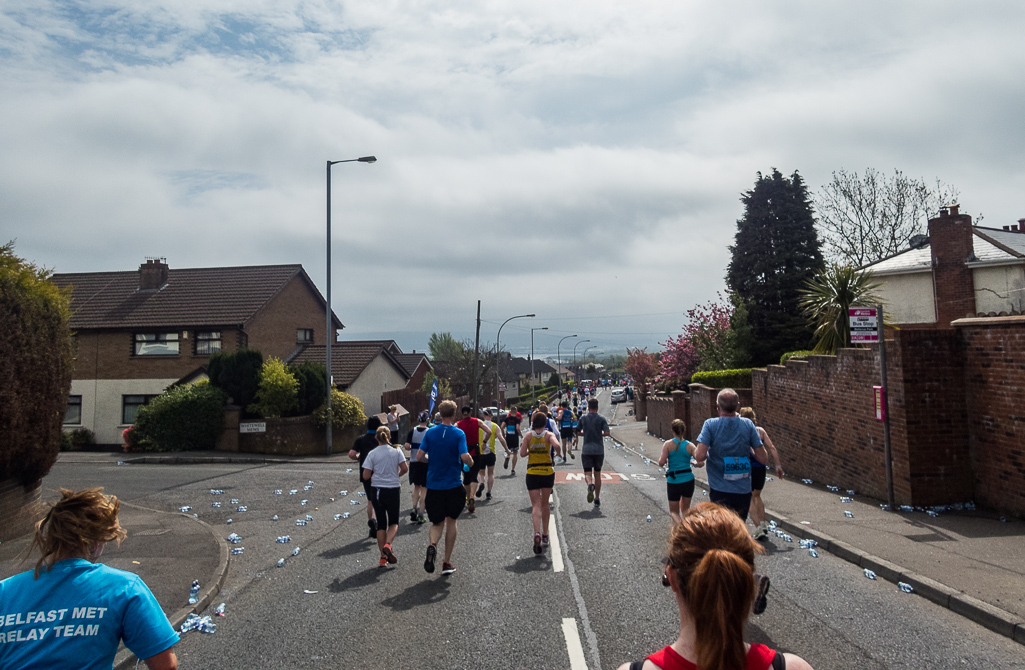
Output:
[610, 389, 626, 404]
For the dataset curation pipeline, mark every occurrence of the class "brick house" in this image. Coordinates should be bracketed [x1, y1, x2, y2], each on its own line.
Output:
[53, 259, 341, 445]
[863, 206, 1025, 326]
[287, 340, 415, 415]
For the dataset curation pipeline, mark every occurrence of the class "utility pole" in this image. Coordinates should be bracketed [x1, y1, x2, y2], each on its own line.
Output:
[472, 300, 481, 412]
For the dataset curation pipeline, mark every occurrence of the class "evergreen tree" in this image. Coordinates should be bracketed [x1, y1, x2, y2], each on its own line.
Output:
[726, 169, 823, 365]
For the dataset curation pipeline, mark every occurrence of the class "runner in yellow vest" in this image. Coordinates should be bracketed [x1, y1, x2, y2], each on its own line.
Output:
[475, 410, 508, 501]
[519, 411, 561, 555]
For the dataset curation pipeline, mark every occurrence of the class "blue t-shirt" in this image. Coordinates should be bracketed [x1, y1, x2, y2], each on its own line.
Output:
[666, 439, 694, 484]
[418, 423, 468, 490]
[0, 559, 178, 669]
[697, 416, 762, 494]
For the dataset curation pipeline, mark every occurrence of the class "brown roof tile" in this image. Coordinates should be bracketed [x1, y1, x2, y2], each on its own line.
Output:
[288, 342, 408, 387]
[52, 264, 341, 331]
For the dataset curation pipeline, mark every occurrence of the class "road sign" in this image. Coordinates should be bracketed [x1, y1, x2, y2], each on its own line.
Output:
[849, 307, 879, 343]
[239, 422, 266, 434]
[499, 382, 506, 391]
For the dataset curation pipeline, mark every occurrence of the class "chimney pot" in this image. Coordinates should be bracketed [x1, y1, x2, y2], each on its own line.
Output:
[1018, 218, 1025, 232]
[940, 207, 949, 217]
[949, 204, 959, 216]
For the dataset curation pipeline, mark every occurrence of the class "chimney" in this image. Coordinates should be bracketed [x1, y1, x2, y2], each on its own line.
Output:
[139, 258, 169, 291]
[1019, 218, 1025, 232]
[928, 207, 975, 326]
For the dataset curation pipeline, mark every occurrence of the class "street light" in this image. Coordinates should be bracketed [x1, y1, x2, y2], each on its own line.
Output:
[556, 334, 578, 393]
[325, 155, 376, 455]
[572, 339, 591, 382]
[495, 313, 534, 408]
[531, 327, 548, 405]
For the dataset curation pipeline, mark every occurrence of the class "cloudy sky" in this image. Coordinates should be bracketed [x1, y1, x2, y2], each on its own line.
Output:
[3, 1, 1024, 358]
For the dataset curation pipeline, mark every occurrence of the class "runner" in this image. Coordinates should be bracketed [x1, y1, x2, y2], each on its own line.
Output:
[535, 402, 560, 463]
[658, 419, 696, 524]
[475, 409, 508, 501]
[557, 400, 577, 461]
[362, 425, 408, 568]
[405, 410, 431, 523]
[456, 405, 491, 512]
[520, 411, 561, 554]
[417, 400, 474, 576]
[575, 397, 610, 507]
[502, 405, 524, 475]
[693, 388, 772, 614]
[739, 407, 785, 540]
[348, 415, 383, 539]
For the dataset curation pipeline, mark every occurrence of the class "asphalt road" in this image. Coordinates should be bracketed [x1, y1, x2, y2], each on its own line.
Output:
[40, 390, 1025, 669]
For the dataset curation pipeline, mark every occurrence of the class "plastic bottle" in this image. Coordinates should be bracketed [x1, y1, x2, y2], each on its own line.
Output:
[188, 580, 200, 605]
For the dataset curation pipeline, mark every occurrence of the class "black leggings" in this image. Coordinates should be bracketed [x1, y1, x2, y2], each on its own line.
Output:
[371, 486, 401, 529]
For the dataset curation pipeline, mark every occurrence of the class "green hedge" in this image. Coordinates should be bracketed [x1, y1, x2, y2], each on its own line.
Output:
[208, 349, 263, 412]
[133, 384, 227, 451]
[507, 384, 560, 408]
[312, 389, 367, 430]
[60, 428, 96, 451]
[780, 350, 813, 365]
[690, 368, 753, 389]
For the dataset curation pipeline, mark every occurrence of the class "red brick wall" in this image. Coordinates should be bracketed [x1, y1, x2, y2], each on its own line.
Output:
[246, 276, 331, 361]
[929, 211, 976, 325]
[236, 416, 360, 456]
[646, 395, 675, 440]
[959, 318, 1025, 515]
[71, 328, 244, 380]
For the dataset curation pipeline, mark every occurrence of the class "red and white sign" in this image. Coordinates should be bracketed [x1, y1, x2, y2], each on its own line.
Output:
[849, 307, 879, 343]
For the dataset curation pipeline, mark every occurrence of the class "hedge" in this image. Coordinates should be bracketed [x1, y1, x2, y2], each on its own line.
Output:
[289, 362, 327, 416]
[506, 385, 560, 408]
[133, 383, 227, 451]
[312, 389, 367, 430]
[208, 349, 263, 412]
[690, 368, 753, 389]
[780, 350, 813, 365]
[0, 243, 73, 486]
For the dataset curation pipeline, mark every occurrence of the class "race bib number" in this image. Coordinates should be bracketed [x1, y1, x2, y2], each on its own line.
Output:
[723, 456, 751, 481]
[506, 425, 517, 434]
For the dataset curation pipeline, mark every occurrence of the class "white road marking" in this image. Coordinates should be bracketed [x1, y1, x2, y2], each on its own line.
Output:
[552, 489, 603, 670]
[562, 618, 589, 670]
[548, 505, 564, 572]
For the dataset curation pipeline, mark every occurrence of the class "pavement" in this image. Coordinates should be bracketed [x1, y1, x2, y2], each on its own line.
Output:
[5, 425, 1023, 667]
[607, 417, 1025, 646]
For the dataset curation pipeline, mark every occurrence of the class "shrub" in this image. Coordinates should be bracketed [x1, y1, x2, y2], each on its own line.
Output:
[780, 350, 814, 365]
[247, 357, 298, 418]
[60, 428, 96, 451]
[690, 368, 753, 389]
[312, 389, 367, 430]
[133, 384, 227, 451]
[0, 242, 73, 486]
[208, 349, 263, 411]
[288, 362, 327, 416]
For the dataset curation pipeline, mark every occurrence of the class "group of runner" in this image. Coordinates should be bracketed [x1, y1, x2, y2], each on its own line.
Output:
[354, 389, 616, 572]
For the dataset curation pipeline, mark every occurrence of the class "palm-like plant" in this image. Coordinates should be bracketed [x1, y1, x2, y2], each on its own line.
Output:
[799, 264, 885, 354]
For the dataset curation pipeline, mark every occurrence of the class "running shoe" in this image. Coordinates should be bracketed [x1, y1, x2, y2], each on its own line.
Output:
[541, 535, 550, 549]
[410, 510, 418, 523]
[368, 519, 378, 539]
[569, 451, 575, 460]
[467, 497, 476, 513]
[379, 556, 388, 569]
[752, 525, 768, 541]
[383, 543, 398, 564]
[486, 491, 492, 500]
[587, 483, 595, 503]
[417, 513, 427, 524]
[476, 486, 485, 499]
[441, 563, 456, 575]
[753, 574, 771, 615]
[424, 544, 437, 573]
[510, 468, 516, 476]
[533, 533, 543, 555]
[593, 498, 601, 508]
[504, 455, 510, 469]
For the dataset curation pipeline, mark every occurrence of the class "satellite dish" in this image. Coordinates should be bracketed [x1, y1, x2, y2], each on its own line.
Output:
[909, 234, 929, 249]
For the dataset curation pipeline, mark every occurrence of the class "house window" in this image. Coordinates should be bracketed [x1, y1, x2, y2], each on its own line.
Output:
[134, 332, 179, 355]
[195, 331, 222, 355]
[297, 328, 314, 344]
[122, 395, 157, 424]
[64, 395, 82, 425]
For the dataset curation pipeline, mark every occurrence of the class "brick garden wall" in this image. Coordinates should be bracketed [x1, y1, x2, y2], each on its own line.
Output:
[237, 416, 361, 456]
[958, 317, 1025, 516]
[645, 395, 676, 440]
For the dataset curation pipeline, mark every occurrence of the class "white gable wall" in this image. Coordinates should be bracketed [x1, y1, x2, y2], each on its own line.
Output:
[345, 356, 408, 415]
[876, 272, 937, 324]
[973, 265, 1025, 314]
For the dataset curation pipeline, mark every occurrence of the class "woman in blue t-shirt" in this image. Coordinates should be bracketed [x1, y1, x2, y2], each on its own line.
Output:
[658, 419, 699, 525]
[0, 488, 179, 670]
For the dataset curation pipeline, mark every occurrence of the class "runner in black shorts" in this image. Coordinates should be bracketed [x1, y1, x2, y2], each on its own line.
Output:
[348, 416, 383, 539]
[575, 398, 610, 506]
[521, 412, 561, 554]
[557, 401, 576, 461]
[405, 411, 431, 523]
[659, 419, 696, 524]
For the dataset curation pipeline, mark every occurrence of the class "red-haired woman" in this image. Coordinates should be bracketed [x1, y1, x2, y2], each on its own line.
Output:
[620, 502, 813, 670]
[0, 488, 179, 669]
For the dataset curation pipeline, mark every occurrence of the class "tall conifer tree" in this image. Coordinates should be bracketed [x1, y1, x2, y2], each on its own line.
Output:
[726, 169, 823, 365]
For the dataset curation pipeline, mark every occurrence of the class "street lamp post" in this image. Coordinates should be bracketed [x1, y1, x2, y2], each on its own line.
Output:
[495, 313, 534, 408]
[572, 339, 591, 382]
[556, 334, 578, 394]
[531, 327, 548, 406]
[325, 155, 376, 456]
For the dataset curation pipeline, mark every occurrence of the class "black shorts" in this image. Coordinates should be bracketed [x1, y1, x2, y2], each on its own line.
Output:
[667, 480, 695, 502]
[408, 461, 428, 487]
[425, 486, 465, 524]
[463, 455, 484, 484]
[370, 486, 401, 528]
[560, 427, 575, 440]
[581, 454, 604, 472]
[390, 430, 399, 445]
[751, 467, 766, 491]
[479, 452, 497, 468]
[361, 477, 375, 501]
[525, 473, 555, 490]
[709, 489, 752, 522]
